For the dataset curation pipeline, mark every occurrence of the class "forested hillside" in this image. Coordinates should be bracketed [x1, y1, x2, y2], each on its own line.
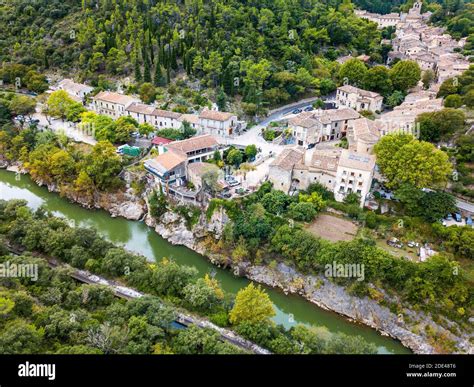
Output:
[1, 0, 385, 108]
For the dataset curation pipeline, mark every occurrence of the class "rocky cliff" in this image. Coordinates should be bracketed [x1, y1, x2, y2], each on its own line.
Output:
[145, 205, 474, 355]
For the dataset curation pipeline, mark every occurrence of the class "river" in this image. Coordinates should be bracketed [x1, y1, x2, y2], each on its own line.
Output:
[0, 169, 410, 354]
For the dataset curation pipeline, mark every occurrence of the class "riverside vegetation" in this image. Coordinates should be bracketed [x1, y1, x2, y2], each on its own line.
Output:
[0, 199, 379, 354]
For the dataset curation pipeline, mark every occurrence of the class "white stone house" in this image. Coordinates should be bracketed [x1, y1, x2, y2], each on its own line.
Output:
[92, 91, 138, 119]
[336, 85, 383, 113]
[57, 79, 93, 103]
[268, 148, 306, 194]
[334, 150, 376, 207]
[198, 109, 239, 137]
[289, 108, 360, 147]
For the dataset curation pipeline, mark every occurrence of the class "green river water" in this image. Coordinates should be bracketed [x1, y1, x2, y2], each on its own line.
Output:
[0, 169, 410, 354]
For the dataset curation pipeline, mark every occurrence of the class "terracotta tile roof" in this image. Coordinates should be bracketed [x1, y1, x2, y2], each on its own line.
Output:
[145, 151, 186, 174]
[151, 136, 174, 145]
[289, 112, 320, 128]
[199, 109, 235, 122]
[350, 118, 381, 143]
[178, 114, 200, 125]
[93, 91, 138, 106]
[167, 134, 218, 154]
[321, 108, 360, 123]
[270, 148, 305, 171]
[126, 102, 156, 115]
[338, 85, 382, 100]
[152, 109, 182, 119]
[58, 79, 93, 95]
[310, 149, 341, 172]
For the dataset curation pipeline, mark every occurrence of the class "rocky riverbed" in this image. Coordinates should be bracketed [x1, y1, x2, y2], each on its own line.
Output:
[6, 164, 146, 221]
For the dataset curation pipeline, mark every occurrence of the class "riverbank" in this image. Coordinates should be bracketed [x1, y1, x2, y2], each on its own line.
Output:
[144, 204, 473, 355]
[1, 167, 458, 353]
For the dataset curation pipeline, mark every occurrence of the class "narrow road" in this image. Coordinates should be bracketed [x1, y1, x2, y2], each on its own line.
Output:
[5, 244, 270, 355]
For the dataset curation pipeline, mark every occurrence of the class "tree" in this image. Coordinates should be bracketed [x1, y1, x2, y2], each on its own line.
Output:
[386, 90, 405, 108]
[421, 69, 435, 90]
[9, 95, 36, 119]
[139, 83, 156, 104]
[463, 89, 474, 108]
[417, 109, 465, 143]
[229, 283, 275, 325]
[153, 258, 198, 297]
[172, 326, 242, 354]
[138, 123, 155, 137]
[261, 190, 291, 215]
[0, 320, 44, 354]
[183, 278, 219, 312]
[420, 191, 457, 223]
[216, 87, 227, 111]
[180, 120, 196, 139]
[363, 66, 392, 96]
[45, 90, 74, 120]
[85, 141, 123, 191]
[244, 144, 258, 161]
[287, 202, 317, 222]
[338, 58, 367, 86]
[298, 191, 325, 211]
[374, 134, 452, 189]
[226, 148, 243, 167]
[389, 60, 421, 92]
[115, 116, 138, 144]
[437, 78, 459, 98]
[154, 65, 166, 87]
[201, 168, 222, 196]
[444, 94, 463, 108]
[343, 192, 361, 206]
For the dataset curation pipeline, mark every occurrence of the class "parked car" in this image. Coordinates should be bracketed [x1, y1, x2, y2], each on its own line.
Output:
[304, 106, 314, 112]
[446, 213, 453, 221]
[387, 237, 403, 249]
[292, 108, 302, 114]
[454, 213, 462, 222]
[466, 216, 472, 227]
[235, 188, 249, 195]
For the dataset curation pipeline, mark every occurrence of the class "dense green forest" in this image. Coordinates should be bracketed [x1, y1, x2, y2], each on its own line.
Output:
[1, 0, 386, 109]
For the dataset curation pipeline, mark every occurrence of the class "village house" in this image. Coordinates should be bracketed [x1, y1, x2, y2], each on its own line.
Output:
[268, 148, 306, 194]
[334, 150, 376, 207]
[178, 114, 201, 131]
[144, 135, 220, 200]
[268, 146, 376, 207]
[198, 108, 239, 137]
[56, 79, 93, 103]
[293, 148, 341, 192]
[125, 102, 156, 125]
[289, 108, 360, 147]
[378, 94, 443, 135]
[336, 85, 383, 113]
[166, 134, 219, 163]
[144, 150, 187, 187]
[347, 118, 381, 155]
[92, 91, 138, 119]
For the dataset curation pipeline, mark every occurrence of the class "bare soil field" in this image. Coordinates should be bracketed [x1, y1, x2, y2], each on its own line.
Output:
[306, 213, 358, 242]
